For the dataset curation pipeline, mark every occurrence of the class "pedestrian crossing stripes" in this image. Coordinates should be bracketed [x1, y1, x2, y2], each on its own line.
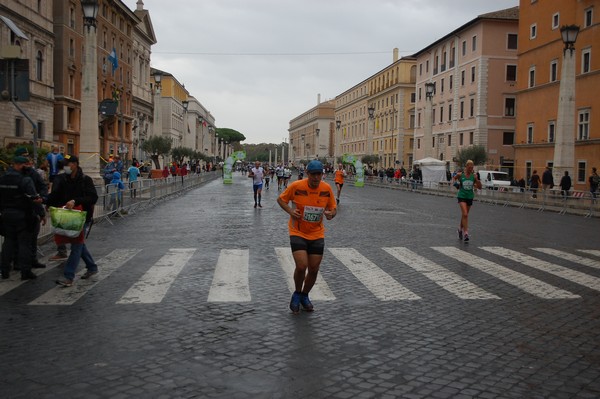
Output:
[433, 247, 579, 299]
[481, 247, 600, 292]
[207, 249, 251, 302]
[118, 248, 197, 304]
[383, 247, 500, 300]
[532, 248, 600, 270]
[0, 247, 596, 306]
[578, 249, 600, 258]
[29, 249, 141, 306]
[328, 248, 421, 300]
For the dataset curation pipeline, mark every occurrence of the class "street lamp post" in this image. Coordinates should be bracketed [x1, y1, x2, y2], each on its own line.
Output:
[79, 0, 101, 181]
[367, 106, 375, 156]
[335, 119, 341, 162]
[423, 82, 435, 159]
[152, 72, 162, 136]
[553, 24, 580, 184]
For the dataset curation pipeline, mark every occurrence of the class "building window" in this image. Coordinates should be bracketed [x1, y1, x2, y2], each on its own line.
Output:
[450, 45, 455, 68]
[550, 60, 558, 82]
[530, 24, 537, 39]
[448, 135, 452, 146]
[36, 50, 43, 81]
[417, 138, 421, 150]
[409, 114, 415, 128]
[449, 75, 453, 90]
[527, 124, 534, 143]
[461, 70, 465, 86]
[440, 78, 444, 93]
[503, 132, 514, 145]
[410, 92, 416, 103]
[506, 65, 517, 81]
[419, 63, 422, 76]
[585, 8, 593, 28]
[432, 137, 436, 148]
[472, 36, 477, 52]
[459, 133, 464, 146]
[469, 132, 474, 145]
[15, 117, 24, 137]
[462, 40, 466, 56]
[505, 98, 515, 117]
[70, 7, 75, 29]
[448, 104, 452, 121]
[471, 66, 476, 83]
[469, 98, 474, 117]
[578, 110, 590, 140]
[529, 67, 536, 88]
[37, 121, 44, 139]
[460, 101, 464, 119]
[440, 107, 444, 123]
[418, 87, 422, 101]
[69, 39, 75, 57]
[507, 33, 518, 50]
[582, 49, 591, 74]
[552, 13, 560, 29]
[548, 121, 555, 143]
[426, 60, 429, 73]
[578, 162, 587, 183]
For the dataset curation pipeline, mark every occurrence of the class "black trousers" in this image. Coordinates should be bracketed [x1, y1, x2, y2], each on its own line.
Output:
[1, 216, 34, 276]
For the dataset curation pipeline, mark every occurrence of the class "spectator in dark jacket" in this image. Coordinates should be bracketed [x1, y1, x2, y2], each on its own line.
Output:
[47, 155, 99, 287]
[542, 166, 554, 191]
[559, 171, 572, 198]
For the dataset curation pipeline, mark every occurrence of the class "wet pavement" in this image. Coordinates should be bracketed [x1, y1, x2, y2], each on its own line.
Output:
[1, 172, 599, 398]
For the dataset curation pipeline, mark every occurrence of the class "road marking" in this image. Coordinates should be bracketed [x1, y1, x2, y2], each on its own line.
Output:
[482, 247, 600, 292]
[328, 248, 420, 300]
[207, 249, 251, 302]
[434, 247, 579, 299]
[0, 262, 60, 296]
[117, 248, 196, 304]
[577, 249, 600, 258]
[29, 249, 141, 306]
[384, 247, 499, 299]
[532, 248, 600, 270]
[275, 247, 335, 300]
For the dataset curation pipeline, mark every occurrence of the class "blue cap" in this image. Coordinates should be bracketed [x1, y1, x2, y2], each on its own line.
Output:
[306, 160, 323, 172]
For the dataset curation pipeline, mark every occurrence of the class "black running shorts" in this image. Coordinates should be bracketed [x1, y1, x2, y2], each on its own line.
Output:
[290, 236, 325, 255]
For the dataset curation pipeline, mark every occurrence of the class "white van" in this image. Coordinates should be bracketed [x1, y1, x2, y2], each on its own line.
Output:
[478, 170, 511, 189]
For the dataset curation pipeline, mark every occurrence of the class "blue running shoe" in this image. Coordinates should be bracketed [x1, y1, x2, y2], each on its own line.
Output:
[300, 293, 314, 312]
[289, 292, 301, 313]
[464, 233, 470, 242]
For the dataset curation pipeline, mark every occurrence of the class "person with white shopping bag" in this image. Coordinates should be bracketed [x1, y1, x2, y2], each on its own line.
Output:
[47, 155, 99, 287]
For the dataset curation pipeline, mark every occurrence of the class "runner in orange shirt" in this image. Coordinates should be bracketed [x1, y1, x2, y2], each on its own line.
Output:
[334, 163, 347, 204]
[277, 160, 337, 314]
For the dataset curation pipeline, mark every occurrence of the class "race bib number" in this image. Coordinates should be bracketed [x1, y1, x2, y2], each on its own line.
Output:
[462, 180, 474, 190]
[303, 206, 324, 223]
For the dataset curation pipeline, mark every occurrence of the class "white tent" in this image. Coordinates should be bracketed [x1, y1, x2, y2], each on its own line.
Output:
[414, 157, 447, 187]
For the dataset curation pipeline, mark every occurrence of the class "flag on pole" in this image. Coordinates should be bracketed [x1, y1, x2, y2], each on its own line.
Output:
[108, 48, 118, 74]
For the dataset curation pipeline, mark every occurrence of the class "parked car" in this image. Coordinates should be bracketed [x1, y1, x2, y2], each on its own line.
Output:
[478, 170, 511, 189]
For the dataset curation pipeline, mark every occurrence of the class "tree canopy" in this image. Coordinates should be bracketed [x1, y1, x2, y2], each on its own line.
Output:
[215, 128, 245, 143]
[141, 135, 172, 169]
[455, 145, 487, 167]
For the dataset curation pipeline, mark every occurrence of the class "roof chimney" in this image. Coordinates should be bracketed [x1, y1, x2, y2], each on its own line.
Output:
[393, 48, 399, 62]
[136, 0, 144, 11]
[317, 93, 321, 105]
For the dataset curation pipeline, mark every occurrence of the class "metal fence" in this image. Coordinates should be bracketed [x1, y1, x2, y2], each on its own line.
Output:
[347, 175, 599, 218]
[33, 171, 220, 244]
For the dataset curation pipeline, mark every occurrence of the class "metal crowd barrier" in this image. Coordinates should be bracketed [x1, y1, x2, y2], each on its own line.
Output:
[33, 172, 220, 244]
[347, 176, 599, 218]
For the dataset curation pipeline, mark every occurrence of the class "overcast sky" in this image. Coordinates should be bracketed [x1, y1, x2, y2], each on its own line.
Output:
[123, 0, 518, 144]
